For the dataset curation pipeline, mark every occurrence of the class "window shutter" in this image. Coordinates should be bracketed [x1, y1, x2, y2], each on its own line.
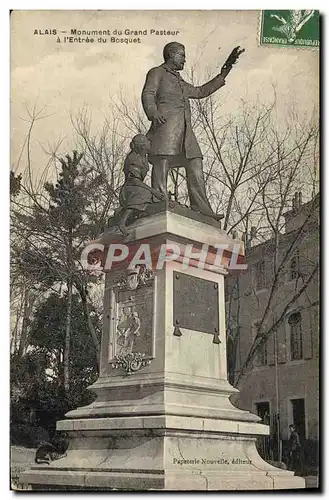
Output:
[302, 317, 313, 360]
[267, 334, 275, 365]
[277, 326, 287, 364]
[288, 312, 303, 360]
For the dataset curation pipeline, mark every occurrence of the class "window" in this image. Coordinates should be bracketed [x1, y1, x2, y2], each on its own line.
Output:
[290, 250, 300, 280]
[258, 340, 268, 366]
[255, 402, 270, 423]
[253, 260, 265, 290]
[254, 321, 267, 366]
[290, 398, 306, 441]
[289, 312, 303, 360]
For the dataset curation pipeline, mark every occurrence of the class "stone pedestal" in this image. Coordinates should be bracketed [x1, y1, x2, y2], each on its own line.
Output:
[21, 209, 305, 490]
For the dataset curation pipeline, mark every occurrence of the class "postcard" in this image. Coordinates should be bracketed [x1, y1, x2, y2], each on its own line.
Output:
[10, 9, 319, 491]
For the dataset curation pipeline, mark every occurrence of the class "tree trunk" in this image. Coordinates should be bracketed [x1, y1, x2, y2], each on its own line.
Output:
[63, 279, 73, 392]
[11, 300, 22, 354]
[17, 289, 36, 358]
[223, 187, 236, 231]
[78, 285, 101, 367]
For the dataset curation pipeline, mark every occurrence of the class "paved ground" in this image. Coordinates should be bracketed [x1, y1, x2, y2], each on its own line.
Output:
[305, 475, 319, 489]
[10, 446, 319, 491]
[10, 446, 36, 490]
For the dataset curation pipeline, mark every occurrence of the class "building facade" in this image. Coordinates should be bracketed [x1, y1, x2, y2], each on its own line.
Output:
[226, 194, 319, 466]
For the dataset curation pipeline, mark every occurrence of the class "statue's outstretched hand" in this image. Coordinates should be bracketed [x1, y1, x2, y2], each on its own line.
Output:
[220, 46, 245, 77]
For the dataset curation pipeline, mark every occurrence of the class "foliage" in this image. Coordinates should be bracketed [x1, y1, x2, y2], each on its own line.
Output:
[28, 292, 100, 382]
[11, 292, 100, 445]
[11, 151, 103, 366]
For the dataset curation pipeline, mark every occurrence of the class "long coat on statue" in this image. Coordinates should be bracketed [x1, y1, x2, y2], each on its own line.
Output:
[141, 63, 225, 163]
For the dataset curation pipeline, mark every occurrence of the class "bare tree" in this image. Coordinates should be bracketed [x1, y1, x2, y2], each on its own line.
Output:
[11, 104, 131, 373]
[70, 107, 127, 234]
[110, 87, 319, 390]
[226, 188, 318, 388]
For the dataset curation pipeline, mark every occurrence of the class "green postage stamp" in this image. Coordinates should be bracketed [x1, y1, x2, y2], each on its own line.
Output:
[260, 10, 320, 48]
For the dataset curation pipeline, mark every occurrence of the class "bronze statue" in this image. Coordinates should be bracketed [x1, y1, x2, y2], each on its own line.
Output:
[142, 42, 244, 220]
[116, 134, 165, 235]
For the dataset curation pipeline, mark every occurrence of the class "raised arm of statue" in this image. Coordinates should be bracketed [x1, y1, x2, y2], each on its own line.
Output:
[183, 73, 226, 99]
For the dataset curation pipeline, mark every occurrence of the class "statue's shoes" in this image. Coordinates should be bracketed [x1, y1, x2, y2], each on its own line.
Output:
[213, 213, 225, 221]
[192, 208, 224, 221]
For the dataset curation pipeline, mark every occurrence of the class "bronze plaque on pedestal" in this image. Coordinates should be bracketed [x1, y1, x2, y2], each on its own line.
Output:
[173, 272, 220, 343]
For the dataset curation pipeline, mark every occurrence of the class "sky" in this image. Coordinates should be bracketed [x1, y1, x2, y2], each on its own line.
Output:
[11, 9, 319, 178]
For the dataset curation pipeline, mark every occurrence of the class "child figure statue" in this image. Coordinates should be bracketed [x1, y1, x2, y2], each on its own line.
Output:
[116, 134, 165, 235]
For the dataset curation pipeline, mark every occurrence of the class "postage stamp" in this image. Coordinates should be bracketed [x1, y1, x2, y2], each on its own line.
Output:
[260, 10, 320, 48]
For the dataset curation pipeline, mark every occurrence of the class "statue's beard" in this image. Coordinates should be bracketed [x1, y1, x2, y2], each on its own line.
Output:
[167, 60, 184, 71]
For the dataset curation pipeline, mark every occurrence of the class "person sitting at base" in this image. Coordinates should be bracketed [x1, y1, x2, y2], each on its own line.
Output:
[116, 134, 165, 235]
